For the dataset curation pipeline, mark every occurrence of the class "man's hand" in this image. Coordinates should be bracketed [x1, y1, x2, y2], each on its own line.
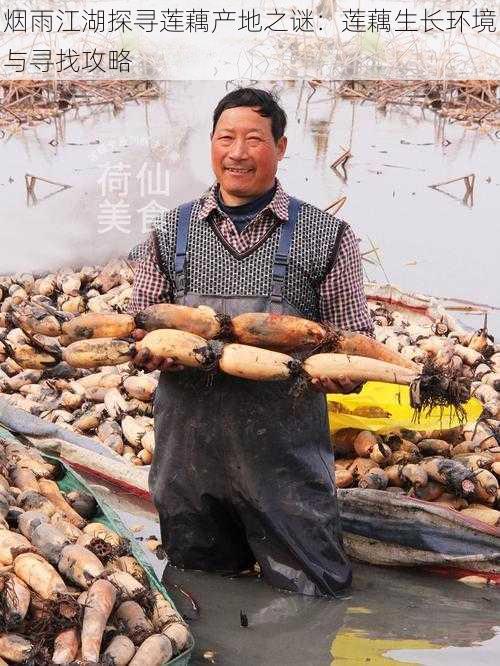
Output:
[310, 375, 364, 395]
[131, 329, 184, 373]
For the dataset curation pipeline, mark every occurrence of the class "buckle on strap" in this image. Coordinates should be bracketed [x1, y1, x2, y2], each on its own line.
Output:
[174, 271, 186, 295]
[270, 276, 285, 303]
[272, 254, 288, 283]
[274, 252, 288, 266]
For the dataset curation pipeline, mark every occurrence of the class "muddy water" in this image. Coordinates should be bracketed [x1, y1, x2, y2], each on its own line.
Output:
[0, 81, 498, 333]
[90, 482, 500, 666]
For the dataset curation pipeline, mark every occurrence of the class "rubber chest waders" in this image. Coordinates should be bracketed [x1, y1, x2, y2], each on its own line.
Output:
[149, 197, 351, 596]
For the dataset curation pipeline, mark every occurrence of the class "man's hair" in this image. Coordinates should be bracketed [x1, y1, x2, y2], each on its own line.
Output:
[212, 87, 287, 142]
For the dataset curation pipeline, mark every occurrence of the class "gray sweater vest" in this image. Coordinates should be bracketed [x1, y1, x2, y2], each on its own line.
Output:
[154, 199, 345, 322]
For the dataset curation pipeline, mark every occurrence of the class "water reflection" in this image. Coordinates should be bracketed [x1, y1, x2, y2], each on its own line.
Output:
[330, 564, 500, 665]
[309, 119, 331, 160]
[387, 628, 500, 665]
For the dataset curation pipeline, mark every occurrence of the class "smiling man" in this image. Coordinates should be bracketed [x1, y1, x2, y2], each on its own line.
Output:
[130, 87, 373, 597]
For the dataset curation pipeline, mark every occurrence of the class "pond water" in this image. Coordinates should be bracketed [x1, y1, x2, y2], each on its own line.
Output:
[91, 481, 500, 666]
[1, 80, 498, 334]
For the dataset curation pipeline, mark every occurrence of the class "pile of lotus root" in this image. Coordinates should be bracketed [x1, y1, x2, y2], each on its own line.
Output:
[0, 435, 189, 664]
[332, 305, 500, 527]
[0, 262, 498, 520]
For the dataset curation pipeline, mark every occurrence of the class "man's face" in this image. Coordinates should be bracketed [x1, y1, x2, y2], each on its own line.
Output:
[211, 106, 287, 203]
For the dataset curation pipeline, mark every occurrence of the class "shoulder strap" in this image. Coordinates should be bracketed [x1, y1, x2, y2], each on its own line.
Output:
[174, 201, 195, 299]
[322, 219, 347, 280]
[269, 197, 302, 311]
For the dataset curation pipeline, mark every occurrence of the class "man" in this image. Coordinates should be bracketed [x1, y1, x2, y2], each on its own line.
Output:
[130, 87, 373, 597]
